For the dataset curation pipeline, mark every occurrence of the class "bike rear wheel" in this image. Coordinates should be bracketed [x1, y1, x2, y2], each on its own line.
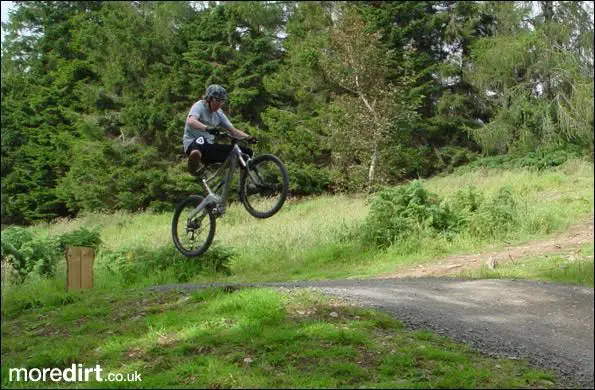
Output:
[172, 195, 216, 257]
[240, 154, 289, 219]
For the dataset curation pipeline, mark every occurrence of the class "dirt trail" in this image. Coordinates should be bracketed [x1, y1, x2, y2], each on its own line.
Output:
[379, 217, 594, 279]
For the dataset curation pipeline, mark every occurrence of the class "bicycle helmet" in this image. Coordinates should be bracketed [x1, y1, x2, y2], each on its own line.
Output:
[205, 84, 228, 101]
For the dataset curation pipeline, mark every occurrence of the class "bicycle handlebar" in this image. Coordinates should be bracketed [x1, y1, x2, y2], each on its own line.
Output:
[209, 127, 257, 144]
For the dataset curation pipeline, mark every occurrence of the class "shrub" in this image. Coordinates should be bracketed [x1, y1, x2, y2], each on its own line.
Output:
[1, 226, 104, 284]
[467, 186, 518, 239]
[55, 226, 102, 251]
[361, 181, 461, 248]
[436, 146, 480, 173]
[450, 185, 485, 214]
[362, 181, 524, 249]
[1, 227, 60, 283]
[148, 200, 175, 214]
[101, 245, 235, 285]
[286, 162, 334, 195]
[516, 148, 582, 170]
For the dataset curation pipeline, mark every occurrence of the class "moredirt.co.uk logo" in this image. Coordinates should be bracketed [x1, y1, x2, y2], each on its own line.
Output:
[9, 364, 142, 383]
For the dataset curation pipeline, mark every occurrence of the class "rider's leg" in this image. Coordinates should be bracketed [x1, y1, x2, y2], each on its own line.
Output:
[195, 144, 253, 169]
[187, 141, 204, 175]
[203, 144, 233, 164]
[188, 150, 202, 174]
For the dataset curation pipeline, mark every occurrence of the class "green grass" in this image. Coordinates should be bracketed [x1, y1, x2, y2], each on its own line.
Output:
[457, 243, 594, 287]
[426, 157, 594, 235]
[1, 288, 556, 388]
[9, 157, 592, 287]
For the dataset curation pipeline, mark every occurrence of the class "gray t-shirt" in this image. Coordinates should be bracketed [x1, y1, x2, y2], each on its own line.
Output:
[183, 100, 233, 153]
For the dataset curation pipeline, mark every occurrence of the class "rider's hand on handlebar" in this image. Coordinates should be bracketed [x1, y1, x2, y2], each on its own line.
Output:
[246, 136, 257, 144]
[205, 126, 219, 136]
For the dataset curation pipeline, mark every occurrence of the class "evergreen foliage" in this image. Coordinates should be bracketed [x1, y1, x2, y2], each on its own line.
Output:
[1, 1, 592, 224]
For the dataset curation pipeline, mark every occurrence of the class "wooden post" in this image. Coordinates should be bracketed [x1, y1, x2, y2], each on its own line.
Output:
[66, 247, 95, 291]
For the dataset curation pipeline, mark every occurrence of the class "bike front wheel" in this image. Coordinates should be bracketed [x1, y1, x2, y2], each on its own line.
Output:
[172, 195, 216, 257]
[240, 154, 289, 219]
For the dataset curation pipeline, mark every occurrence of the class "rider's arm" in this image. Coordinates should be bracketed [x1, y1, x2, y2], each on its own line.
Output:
[218, 110, 250, 138]
[186, 102, 211, 131]
[187, 115, 210, 131]
[227, 127, 250, 138]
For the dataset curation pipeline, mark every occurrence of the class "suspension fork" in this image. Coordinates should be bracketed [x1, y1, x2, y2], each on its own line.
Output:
[236, 145, 262, 185]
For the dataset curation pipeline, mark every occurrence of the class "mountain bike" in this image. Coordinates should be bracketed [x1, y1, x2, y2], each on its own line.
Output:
[172, 130, 289, 257]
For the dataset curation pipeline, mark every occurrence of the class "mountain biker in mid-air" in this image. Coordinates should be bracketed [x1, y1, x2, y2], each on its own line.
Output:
[173, 85, 289, 258]
[183, 84, 256, 175]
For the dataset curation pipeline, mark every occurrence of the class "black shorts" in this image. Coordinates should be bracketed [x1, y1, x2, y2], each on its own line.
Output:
[186, 137, 253, 165]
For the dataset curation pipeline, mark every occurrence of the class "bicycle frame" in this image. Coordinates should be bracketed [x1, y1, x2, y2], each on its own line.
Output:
[186, 142, 250, 221]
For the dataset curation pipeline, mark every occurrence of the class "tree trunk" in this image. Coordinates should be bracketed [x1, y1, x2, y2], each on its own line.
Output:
[543, 1, 554, 101]
[358, 92, 382, 191]
[368, 142, 379, 191]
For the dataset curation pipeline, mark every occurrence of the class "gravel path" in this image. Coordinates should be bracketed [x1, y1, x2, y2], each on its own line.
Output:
[150, 278, 594, 388]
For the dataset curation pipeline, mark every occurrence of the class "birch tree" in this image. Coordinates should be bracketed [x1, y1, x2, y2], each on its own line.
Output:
[319, 6, 417, 191]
